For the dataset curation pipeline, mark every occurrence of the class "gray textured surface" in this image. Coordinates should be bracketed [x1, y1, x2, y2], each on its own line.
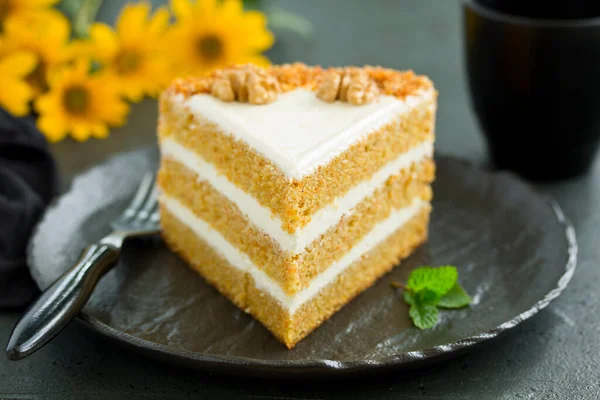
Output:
[1, 0, 599, 398]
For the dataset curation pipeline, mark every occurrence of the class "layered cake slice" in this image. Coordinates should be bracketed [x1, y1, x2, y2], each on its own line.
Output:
[157, 63, 437, 348]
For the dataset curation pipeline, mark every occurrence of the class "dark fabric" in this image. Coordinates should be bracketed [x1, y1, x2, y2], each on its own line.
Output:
[0, 109, 59, 309]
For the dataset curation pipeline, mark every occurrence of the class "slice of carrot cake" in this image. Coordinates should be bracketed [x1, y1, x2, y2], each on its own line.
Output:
[157, 63, 437, 349]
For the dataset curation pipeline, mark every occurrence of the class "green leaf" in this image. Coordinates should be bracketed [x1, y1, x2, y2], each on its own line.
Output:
[396, 265, 471, 329]
[58, 0, 104, 38]
[438, 283, 472, 309]
[266, 8, 314, 39]
[407, 266, 458, 296]
[418, 288, 442, 305]
[242, 0, 262, 8]
[57, 0, 82, 19]
[403, 288, 439, 306]
[409, 302, 439, 329]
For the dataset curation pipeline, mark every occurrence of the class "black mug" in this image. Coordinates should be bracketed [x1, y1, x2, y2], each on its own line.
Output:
[463, 1, 600, 180]
[476, 0, 600, 20]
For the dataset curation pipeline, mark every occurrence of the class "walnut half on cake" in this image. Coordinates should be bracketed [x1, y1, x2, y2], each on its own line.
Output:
[156, 63, 438, 349]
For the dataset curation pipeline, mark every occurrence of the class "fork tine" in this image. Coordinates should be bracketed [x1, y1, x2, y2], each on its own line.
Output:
[123, 172, 154, 220]
[150, 210, 160, 223]
[149, 199, 159, 216]
[136, 183, 159, 222]
[145, 202, 160, 224]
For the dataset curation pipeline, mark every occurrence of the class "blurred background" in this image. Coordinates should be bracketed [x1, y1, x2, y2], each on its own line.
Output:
[9, 0, 483, 182]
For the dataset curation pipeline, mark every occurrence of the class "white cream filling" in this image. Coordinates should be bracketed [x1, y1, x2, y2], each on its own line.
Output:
[181, 88, 435, 179]
[161, 194, 425, 314]
[160, 138, 433, 254]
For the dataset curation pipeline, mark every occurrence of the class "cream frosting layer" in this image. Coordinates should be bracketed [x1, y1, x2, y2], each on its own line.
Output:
[161, 194, 425, 314]
[181, 87, 435, 179]
[160, 138, 433, 254]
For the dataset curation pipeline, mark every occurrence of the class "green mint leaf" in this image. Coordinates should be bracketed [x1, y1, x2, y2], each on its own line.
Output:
[407, 266, 458, 296]
[409, 301, 439, 329]
[396, 265, 470, 329]
[403, 288, 440, 306]
[418, 288, 442, 305]
[438, 283, 472, 309]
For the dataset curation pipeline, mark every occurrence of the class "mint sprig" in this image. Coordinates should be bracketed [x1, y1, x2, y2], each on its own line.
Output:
[438, 282, 472, 309]
[392, 266, 471, 329]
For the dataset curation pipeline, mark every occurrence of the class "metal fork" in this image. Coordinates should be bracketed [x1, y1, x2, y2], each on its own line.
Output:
[6, 172, 161, 361]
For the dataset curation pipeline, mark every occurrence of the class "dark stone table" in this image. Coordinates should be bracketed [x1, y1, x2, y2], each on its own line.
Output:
[1, 1, 599, 398]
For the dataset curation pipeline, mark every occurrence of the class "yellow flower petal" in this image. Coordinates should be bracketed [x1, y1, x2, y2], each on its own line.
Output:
[120, 83, 145, 103]
[2, 10, 72, 93]
[147, 7, 170, 37]
[204, 0, 219, 15]
[37, 114, 68, 143]
[80, 3, 174, 102]
[32, 0, 60, 6]
[117, 2, 150, 43]
[170, 0, 194, 20]
[66, 39, 93, 60]
[0, 81, 33, 116]
[35, 58, 130, 142]
[89, 23, 120, 61]
[241, 12, 275, 49]
[220, 0, 243, 18]
[71, 123, 93, 142]
[239, 53, 272, 68]
[5, 10, 70, 48]
[0, 51, 37, 78]
[90, 124, 109, 139]
[78, 58, 97, 78]
[164, 0, 274, 76]
[103, 100, 129, 126]
[34, 90, 57, 113]
[0, 51, 37, 116]
[42, 12, 70, 44]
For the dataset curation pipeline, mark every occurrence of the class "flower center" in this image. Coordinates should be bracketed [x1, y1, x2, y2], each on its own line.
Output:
[197, 34, 223, 61]
[27, 62, 48, 93]
[115, 50, 140, 75]
[0, 0, 12, 31]
[63, 86, 89, 115]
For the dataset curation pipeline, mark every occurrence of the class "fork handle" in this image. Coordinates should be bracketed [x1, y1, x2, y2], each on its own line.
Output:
[6, 243, 120, 361]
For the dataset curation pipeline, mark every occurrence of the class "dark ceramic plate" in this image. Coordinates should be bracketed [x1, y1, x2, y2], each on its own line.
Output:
[28, 147, 577, 377]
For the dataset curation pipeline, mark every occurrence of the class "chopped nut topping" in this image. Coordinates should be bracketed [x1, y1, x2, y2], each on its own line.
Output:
[338, 71, 352, 102]
[166, 63, 434, 105]
[346, 79, 379, 105]
[211, 77, 235, 102]
[316, 68, 379, 105]
[228, 71, 249, 102]
[247, 71, 280, 105]
[316, 72, 341, 102]
[206, 65, 280, 104]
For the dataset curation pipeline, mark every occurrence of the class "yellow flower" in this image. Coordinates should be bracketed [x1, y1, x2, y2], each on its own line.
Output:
[2, 10, 72, 93]
[0, 47, 37, 116]
[0, 0, 60, 31]
[35, 59, 130, 143]
[81, 2, 171, 102]
[166, 0, 274, 77]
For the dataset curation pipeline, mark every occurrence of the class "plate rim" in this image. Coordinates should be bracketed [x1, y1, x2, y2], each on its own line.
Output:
[27, 147, 578, 376]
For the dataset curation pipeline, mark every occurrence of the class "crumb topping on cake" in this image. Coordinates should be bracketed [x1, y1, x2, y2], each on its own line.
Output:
[167, 62, 434, 105]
